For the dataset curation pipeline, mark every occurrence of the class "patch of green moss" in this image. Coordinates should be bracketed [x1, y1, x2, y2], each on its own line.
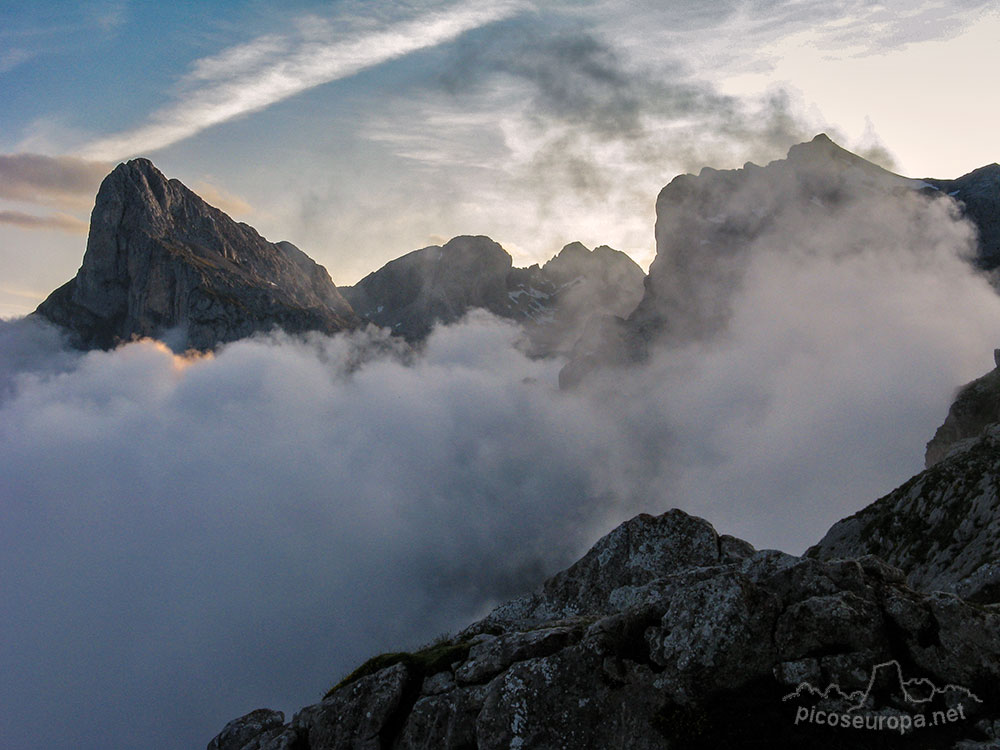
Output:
[324, 639, 473, 699]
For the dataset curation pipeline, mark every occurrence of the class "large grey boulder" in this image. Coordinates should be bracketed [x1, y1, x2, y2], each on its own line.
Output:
[206, 708, 290, 750]
[36, 159, 357, 350]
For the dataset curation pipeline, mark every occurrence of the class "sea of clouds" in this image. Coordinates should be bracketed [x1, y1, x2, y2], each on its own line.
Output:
[3, 185, 1000, 749]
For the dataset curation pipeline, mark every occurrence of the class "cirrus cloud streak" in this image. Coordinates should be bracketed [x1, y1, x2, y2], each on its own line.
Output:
[79, 1, 527, 161]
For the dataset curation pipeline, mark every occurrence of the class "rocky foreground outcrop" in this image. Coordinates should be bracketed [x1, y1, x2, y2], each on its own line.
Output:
[812, 422, 1000, 607]
[35, 159, 357, 350]
[210, 510, 1000, 749]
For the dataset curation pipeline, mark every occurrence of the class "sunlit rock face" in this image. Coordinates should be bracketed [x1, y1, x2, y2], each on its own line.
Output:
[341, 236, 645, 354]
[210, 509, 1000, 749]
[35, 158, 358, 350]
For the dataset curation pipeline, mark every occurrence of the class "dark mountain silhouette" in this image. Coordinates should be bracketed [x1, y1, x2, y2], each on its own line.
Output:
[35, 159, 358, 350]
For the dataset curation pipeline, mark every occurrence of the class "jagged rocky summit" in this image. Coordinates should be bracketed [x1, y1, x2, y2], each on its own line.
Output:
[209, 509, 1000, 749]
[341, 237, 644, 354]
[33, 158, 645, 358]
[562, 134, 1000, 385]
[35, 159, 358, 350]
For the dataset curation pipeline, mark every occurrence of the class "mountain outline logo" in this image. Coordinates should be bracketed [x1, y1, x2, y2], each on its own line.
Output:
[782, 659, 983, 711]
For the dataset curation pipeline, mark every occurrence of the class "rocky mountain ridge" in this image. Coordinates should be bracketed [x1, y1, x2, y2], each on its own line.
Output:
[34, 160, 644, 359]
[208, 509, 1000, 749]
[340, 237, 644, 353]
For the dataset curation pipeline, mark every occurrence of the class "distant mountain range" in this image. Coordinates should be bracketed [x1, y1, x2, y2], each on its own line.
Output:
[35, 134, 1000, 378]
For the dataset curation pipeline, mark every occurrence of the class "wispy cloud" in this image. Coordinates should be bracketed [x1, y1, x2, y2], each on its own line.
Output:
[80, 1, 525, 161]
[0, 153, 111, 210]
[0, 210, 88, 234]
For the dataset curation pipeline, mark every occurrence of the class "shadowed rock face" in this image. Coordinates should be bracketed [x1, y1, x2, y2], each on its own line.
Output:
[628, 133, 918, 348]
[210, 509, 1000, 749]
[926, 163, 1000, 271]
[35, 159, 357, 350]
[563, 135, 999, 386]
[341, 237, 645, 353]
[341, 236, 516, 341]
[925, 362, 1000, 468]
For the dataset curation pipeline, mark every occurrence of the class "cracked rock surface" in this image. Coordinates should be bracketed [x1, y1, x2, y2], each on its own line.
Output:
[210, 509, 1000, 749]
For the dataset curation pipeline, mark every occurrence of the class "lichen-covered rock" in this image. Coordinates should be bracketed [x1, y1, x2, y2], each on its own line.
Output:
[35, 159, 358, 350]
[206, 708, 286, 750]
[393, 685, 487, 750]
[646, 572, 781, 701]
[211, 509, 1000, 748]
[454, 626, 580, 685]
[292, 662, 411, 750]
[810, 425, 1000, 603]
[475, 647, 667, 750]
[481, 509, 726, 626]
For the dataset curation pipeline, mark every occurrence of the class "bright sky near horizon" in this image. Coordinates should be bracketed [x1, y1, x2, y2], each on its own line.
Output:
[1, 0, 998, 318]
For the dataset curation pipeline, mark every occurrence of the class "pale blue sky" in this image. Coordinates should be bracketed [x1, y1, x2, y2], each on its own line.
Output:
[2, 0, 998, 317]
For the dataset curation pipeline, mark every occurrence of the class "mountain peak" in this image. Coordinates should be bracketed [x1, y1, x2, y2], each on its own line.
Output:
[785, 132, 895, 177]
[35, 159, 357, 349]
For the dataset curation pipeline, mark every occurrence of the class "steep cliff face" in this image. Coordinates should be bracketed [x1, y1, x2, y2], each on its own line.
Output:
[209, 509, 1000, 749]
[925, 359, 1000, 468]
[35, 159, 357, 350]
[630, 133, 950, 347]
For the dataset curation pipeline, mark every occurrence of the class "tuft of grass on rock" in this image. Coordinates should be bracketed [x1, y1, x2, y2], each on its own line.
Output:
[324, 639, 474, 699]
